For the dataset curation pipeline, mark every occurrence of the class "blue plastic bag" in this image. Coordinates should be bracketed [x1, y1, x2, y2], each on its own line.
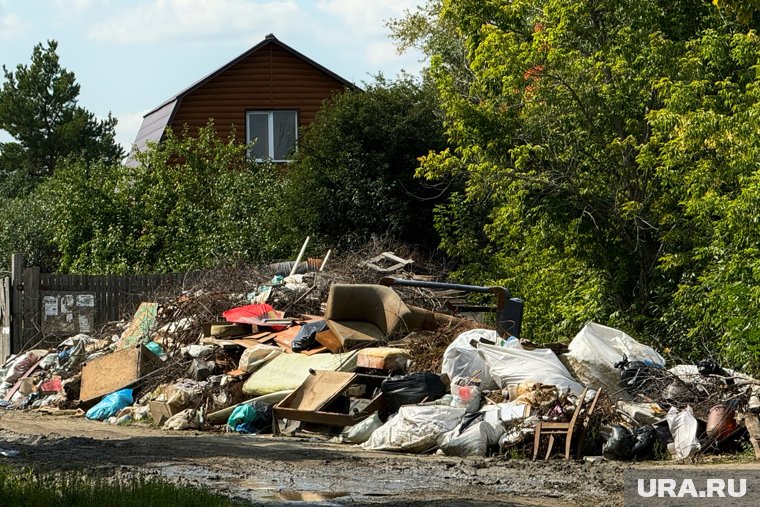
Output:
[144, 341, 167, 360]
[86, 388, 134, 421]
[226, 401, 272, 434]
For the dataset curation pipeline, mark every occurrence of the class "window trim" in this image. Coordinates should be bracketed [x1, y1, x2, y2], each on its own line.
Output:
[245, 110, 298, 162]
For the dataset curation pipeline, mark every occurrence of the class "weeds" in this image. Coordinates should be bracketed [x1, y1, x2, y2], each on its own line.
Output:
[0, 466, 245, 507]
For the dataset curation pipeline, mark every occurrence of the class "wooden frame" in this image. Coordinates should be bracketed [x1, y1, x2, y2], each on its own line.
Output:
[532, 387, 602, 460]
[273, 370, 386, 431]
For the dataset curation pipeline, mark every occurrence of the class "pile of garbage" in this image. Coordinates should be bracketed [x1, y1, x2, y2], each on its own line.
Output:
[1, 250, 759, 462]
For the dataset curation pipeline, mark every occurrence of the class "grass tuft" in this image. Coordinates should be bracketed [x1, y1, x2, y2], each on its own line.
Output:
[0, 466, 246, 507]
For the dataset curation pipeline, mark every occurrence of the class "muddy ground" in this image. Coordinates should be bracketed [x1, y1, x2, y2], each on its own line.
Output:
[0, 410, 755, 506]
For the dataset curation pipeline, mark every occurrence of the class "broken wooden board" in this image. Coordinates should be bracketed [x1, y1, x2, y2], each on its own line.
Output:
[79, 344, 161, 402]
[273, 371, 386, 428]
[280, 370, 356, 412]
[361, 251, 414, 273]
[301, 346, 328, 356]
[200, 337, 262, 349]
[251, 331, 273, 341]
[271, 326, 327, 355]
[315, 329, 343, 353]
[117, 302, 159, 350]
[272, 325, 303, 350]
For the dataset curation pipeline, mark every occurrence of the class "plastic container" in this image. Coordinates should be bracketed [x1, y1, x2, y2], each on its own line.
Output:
[706, 404, 737, 439]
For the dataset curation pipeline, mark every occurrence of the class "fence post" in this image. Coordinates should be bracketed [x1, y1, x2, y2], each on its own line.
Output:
[21, 265, 40, 350]
[10, 254, 23, 353]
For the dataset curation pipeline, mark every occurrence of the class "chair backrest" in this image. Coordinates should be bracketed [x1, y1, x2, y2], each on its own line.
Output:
[567, 387, 590, 427]
[325, 284, 412, 335]
[580, 388, 602, 427]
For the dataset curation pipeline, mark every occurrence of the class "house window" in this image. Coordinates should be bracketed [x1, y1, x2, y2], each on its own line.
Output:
[246, 110, 297, 162]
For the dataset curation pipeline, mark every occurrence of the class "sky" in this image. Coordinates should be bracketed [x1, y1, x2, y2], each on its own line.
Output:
[0, 0, 426, 151]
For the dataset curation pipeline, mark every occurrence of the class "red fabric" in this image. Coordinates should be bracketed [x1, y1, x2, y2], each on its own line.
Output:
[222, 303, 287, 330]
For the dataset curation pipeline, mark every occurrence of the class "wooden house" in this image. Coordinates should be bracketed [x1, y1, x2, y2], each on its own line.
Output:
[130, 34, 356, 163]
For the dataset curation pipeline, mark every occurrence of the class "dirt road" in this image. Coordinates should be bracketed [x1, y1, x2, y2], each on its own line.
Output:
[1, 410, 626, 506]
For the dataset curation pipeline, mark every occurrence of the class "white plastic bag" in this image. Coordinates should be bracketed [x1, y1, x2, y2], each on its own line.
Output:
[450, 376, 482, 413]
[478, 344, 585, 395]
[438, 420, 505, 457]
[344, 413, 384, 444]
[163, 408, 202, 431]
[361, 405, 465, 453]
[441, 329, 521, 391]
[238, 344, 282, 374]
[666, 406, 701, 459]
[565, 322, 664, 392]
[481, 402, 530, 424]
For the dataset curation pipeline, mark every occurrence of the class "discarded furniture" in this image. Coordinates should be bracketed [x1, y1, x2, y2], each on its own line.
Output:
[242, 350, 358, 396]
[273, 370, 386, 432]
[79, 343, 162, 403]
[532, 387, 602, 460]
[324, 284, 413, 348]
[574, 388, 602, 459]
[2, 353, 48, 402]
[379, 277, 524, 338]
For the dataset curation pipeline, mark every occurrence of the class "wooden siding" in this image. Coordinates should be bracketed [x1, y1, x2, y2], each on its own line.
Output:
[170, 44, 348, 143]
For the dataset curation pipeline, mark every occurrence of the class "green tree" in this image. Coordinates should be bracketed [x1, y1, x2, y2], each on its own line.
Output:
[394, 0, 760, 365]
[0, 40, 123, 186]
[646, 28, 760, 370]
[282, 75, 449, 250]
[47, 122, 287, 274]
[714, 0, 760, 22]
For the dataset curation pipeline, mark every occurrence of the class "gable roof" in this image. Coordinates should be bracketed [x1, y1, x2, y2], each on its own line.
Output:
[129, 34, 357, 159]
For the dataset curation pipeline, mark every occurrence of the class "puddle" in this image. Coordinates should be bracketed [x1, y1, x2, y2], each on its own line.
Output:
[274, 490, 348, 502]
[153, 463, 349, 504]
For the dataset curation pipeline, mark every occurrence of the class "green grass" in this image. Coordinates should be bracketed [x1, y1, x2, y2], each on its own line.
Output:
[0, 466, 246, 507]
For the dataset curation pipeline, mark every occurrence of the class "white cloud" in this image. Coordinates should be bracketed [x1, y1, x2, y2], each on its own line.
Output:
[113, 110, 149, 152]
[316, 0, 419, 36]
[314, 0, 424, 79]
[0, 12, 26, 41]
[55, 0, 97, 10]
[366, 39, 404, 67]
[88, 0, 301, 44]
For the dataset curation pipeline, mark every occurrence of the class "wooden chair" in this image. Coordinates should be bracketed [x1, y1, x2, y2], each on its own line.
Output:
[532, 387, 601, 460]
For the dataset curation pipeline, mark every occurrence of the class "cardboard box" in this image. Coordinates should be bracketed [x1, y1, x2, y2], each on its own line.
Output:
[148, 400, 182, 426]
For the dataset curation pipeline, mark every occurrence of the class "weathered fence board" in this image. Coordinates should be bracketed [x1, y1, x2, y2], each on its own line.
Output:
[0, 277, 10, 363]
[7, 255, 205, 355]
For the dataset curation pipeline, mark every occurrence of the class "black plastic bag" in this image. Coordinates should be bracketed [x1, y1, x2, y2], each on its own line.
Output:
[630, 425, 657, 459]
[602, 425, 634, 459]
[380, 372, 447, 413]
[697, 358, 734, 385]
[188, 358, 212, 381]
[291, 320, 328, 352]
[615, 354, 655, 394]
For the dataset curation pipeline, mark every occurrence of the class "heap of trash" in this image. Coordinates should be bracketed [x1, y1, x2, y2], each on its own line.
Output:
[1, 248, 759, 462]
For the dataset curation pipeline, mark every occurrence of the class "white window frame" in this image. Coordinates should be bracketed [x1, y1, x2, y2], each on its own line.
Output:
[245, 110, 298, 162]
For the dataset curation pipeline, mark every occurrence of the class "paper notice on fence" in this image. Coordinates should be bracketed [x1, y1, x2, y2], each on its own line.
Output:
[61, 295, 75, 313]
[78, 315, 92, 333]
[44, 296, 58, 316]
[77, 295, 95, 307]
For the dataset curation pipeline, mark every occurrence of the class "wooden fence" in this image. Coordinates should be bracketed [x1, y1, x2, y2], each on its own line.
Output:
[1, 254, 198, 362]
